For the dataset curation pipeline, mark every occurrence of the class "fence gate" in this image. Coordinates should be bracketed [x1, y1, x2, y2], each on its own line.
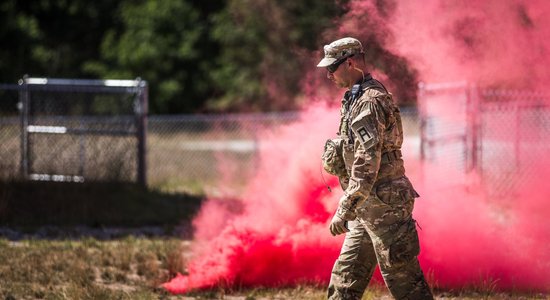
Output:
[418, 82, 550, 198]
[418, 82, 480, 174]
[0, 77, 148, 185]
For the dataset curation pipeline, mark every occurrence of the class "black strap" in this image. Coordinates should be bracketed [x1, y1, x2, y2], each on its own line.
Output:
[346, 84, 363, 143]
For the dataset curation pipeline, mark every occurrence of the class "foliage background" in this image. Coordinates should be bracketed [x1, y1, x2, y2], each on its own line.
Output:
[1, 0, 418, 114]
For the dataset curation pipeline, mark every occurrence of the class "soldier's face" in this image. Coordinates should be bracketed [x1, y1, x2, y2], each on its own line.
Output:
[327, 60, 350, 88]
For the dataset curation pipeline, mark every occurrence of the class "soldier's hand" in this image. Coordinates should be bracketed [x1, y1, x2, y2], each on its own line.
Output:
[329, 213, 349, 236]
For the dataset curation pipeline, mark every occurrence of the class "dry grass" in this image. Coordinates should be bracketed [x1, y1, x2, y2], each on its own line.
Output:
[1, 237, 548, 300]
[0, 237, 187, 299]
[1, 114, 548, 299]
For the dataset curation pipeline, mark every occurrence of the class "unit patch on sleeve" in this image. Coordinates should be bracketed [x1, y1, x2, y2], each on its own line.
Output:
[351, 109, 379, 150]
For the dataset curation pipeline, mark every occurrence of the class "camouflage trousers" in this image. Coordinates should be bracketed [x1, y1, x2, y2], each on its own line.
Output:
[327, 181, 433, 300]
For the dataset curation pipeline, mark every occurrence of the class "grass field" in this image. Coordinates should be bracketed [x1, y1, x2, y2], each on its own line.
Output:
[1, 236, 548, 300]
[0, 181, 548, 299]
[0, 237, 185, 299]
[1, 112, 549, 299]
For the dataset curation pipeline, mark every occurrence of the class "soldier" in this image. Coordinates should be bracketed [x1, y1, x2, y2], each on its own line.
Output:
[319, 37, 434, 300]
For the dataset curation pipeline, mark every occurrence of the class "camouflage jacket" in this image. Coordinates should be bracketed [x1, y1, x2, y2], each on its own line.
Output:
[337, 74, 406, 217]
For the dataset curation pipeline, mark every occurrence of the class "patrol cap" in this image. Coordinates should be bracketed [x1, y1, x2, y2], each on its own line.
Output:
[317, 37, 364, 68]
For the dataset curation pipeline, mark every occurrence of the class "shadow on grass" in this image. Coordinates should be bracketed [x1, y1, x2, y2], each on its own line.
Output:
[0, 180, 204, 240]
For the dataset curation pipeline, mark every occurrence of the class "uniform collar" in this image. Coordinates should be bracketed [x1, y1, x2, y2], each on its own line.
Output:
[343, 73, 373, 102]
[355, 73, 373, 85]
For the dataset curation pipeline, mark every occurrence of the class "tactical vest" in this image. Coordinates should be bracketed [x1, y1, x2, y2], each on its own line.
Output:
[337, 75, 406, 187]
[338, 74, 389, 144]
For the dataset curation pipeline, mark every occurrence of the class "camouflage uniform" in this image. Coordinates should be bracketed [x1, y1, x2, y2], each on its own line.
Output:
[319, 38, 433, 300]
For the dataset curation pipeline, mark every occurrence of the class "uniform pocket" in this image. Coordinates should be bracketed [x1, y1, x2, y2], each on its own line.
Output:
[375, 177, 419, 205]
[389, 219, 420, 266]
[375, 183, 409, 205]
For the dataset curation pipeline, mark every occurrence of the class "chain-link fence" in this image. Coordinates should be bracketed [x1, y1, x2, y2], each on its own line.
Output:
[0, 84, 21, 181]
[5, 75, 546, 199]
[1, 77, 421, 194]
[0, 77, 147, 185]
[479, 90, 550, 198]
[146, 108, 421, 195]
[146, 112, 300, 194]
[418, 82, 550, 198]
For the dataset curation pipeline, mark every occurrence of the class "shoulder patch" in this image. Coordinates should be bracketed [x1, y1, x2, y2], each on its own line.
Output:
[351, 106, 379, 149]
[351, 107, 379, 149]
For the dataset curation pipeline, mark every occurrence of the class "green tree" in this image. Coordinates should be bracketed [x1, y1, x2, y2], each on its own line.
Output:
[208, 0, 348, 112]
[0, 0, 120, 82]
[2, 0, 418, 113]
[85, 0, 224, 114]
[327, 0, 419, 105]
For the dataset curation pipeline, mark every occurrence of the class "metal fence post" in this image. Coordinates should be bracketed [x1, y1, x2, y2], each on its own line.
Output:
[418, 82, 426, 161]
[136, 79, 148, 187]
[466, 83, 481, 173]
[514, 101, 521, 170]
[18, 76, 30, 179]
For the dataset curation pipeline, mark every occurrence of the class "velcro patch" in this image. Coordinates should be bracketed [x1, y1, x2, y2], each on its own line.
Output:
[351, 109, 378, 149]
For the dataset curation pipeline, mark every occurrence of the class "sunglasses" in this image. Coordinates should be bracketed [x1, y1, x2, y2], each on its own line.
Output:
[326, 54, 355, 74]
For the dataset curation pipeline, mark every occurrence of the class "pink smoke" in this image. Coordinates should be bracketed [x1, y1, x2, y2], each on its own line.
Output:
[164, 104, 349, 293]
[386, 0, 550, 89]
[385, 0, 550, 290]
[412, 157, 550, 291]
[164, 0, 550, 294]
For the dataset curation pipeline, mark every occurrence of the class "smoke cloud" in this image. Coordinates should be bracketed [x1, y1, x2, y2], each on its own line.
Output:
[387, 0, 550, 89]
[164, 105, 347, 293]
[164, 0, 550, 294]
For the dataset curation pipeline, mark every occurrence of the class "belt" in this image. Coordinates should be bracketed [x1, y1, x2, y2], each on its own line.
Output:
[380, 150, 402, 164]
